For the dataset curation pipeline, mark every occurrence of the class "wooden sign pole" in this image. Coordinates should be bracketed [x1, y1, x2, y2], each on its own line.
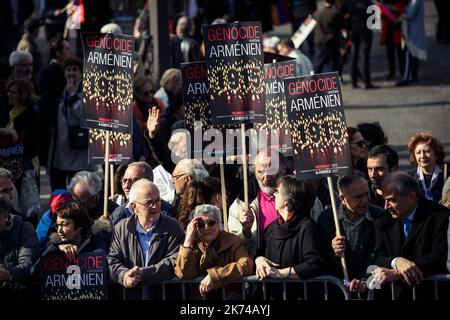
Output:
[219, 162, 228, 231]
[110, 164, 115, 198]
[241, 124, 249, 210]
[103, 131, 110, 217]
[327, 176, 349, 282]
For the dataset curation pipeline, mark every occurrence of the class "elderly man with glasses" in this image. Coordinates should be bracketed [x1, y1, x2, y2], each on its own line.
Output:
[108, 179, 184, 300]
[69, 171, 118, 220]
[110, 162, 176, 225]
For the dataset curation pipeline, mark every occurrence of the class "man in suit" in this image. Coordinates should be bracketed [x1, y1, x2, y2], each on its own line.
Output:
[372, 172, 449, 299]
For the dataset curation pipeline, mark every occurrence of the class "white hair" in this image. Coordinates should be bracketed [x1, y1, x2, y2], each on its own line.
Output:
[101, 23, 123, 34]
[69, 171, 102, 196]
[175, 159, 209, 179]
[9, 50, 32, 67]
[168, 130, 187, 158]
[190, 204, 223, 230]
[128, 179, 158, 203]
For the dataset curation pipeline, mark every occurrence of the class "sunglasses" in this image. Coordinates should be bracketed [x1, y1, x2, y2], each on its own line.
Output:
[197, 219, 217, 229]
[121, 178, 141, 185]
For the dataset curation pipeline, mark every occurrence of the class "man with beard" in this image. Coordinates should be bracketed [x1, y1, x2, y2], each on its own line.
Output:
[367, 145, 399, 207]
[228, 148, 287, 258]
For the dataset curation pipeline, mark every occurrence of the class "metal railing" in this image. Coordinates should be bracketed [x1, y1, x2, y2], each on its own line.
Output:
[369, 274, 450, 300]
[161, 275, 351, 300]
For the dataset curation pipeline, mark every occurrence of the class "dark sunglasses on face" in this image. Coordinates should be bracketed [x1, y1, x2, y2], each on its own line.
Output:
[121, 178, 141, 185]
[197, 219, 217, 229]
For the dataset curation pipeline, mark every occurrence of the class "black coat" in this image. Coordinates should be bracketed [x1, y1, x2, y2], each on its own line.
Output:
[317, 204, 386, 280]
[373, 197, 449, 300]
[374, 197, 449, 276]
[408, 169, 445, 203]
[0, 214, 38, 282]
[262, 215, 326, 299]
[264, 215, 326, 278]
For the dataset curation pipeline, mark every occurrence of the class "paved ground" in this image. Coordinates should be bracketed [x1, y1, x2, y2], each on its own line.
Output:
[38, 0, 449, 210]
[272, 0, 450, 170]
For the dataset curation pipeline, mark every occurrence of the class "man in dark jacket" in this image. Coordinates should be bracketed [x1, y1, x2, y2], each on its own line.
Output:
[0, 198, 38, 299]
[108, 179, 184, 300]
[317, 172, 385, 293]
[110, 162, 176, 225]
[68, 171, 118, 220]
[367, 145, 399, 208]
[372, 172, 449, 299]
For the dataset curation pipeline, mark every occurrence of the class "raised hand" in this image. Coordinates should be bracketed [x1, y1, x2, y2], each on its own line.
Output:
[146, 107, 160, 138]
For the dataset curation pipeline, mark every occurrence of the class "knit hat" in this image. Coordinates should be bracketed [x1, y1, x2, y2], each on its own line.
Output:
[49, 189, 72, 216]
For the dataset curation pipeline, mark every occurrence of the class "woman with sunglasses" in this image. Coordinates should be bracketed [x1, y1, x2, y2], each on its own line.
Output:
[132, 76, 164, 136]
[254, 175, 326, 299]
[174, 204, 253, 299]
[347, 127, 368, 174]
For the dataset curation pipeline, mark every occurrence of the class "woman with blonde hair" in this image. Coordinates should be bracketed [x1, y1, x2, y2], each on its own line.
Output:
[407, 131, 445, 202]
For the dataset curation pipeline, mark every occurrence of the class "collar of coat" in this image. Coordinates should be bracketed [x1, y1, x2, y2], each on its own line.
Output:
[197, 231, 238, 254]
[48, 217, 112, 245]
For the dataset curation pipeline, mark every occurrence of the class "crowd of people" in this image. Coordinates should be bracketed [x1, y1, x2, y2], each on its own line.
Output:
[0, 0, 449, 301]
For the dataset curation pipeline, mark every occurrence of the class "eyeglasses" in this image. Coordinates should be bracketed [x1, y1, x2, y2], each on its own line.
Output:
[121, 178, 141, 185]
[172, 173, 187, 181]
[197, 219, 218, 229]
[143, 90, 155, 96]
[134, 198, 160, 208]
[351, 140, 367, 148]
[7, 90, 20, 95]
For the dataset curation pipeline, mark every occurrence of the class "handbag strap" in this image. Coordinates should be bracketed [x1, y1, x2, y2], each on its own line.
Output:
[62, 91, 80, 127]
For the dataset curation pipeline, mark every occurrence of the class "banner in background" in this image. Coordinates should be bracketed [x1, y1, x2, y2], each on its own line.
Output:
[203, 22, 265, 125]
[81, 33, 134, 133]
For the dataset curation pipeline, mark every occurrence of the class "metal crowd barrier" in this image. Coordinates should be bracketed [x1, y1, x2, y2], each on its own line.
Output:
[408, 274, 449, 300]
[161, 275, 351, 300]
[369, 274, 450, 300]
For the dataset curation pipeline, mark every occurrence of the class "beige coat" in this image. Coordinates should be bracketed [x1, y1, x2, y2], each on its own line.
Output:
[174, 231, 253, 298]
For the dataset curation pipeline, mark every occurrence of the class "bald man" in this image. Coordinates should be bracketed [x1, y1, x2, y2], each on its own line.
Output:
[108, 179, 184, 300]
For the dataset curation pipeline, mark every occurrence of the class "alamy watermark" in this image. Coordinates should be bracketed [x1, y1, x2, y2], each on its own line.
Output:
[366, 5, 381, 30]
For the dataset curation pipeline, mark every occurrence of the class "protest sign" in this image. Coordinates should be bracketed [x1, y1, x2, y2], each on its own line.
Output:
[81, 33, 134, 133]
[291, 15, 317, 48]
[181, 61, 240, 160]
[256, 59, 297, 156]
[203, 22, 265, 125]
[88, 128, 132, 164]
[41, 252, 108, 300]
[0, 135, 24, 181]
[284, 72, 352, 180]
